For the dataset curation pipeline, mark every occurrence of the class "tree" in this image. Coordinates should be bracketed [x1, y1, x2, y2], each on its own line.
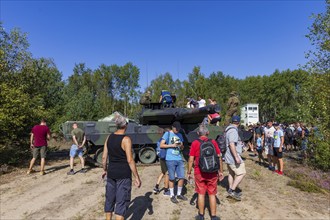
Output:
[303, 1, 330, 170]
[93, 64, 117, 117]
[147, 72, 176, 103]
[0, 24, 65, 164]
[304, 1, 330, 73]
[187, 66, 207, 98]
[0, 23, 31, 76]
[59, 63, 100, 122]
[116, 62, 140, 116]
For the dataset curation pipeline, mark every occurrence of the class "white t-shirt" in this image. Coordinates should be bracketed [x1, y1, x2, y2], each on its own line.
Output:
[264, 126, 276, 138]
[198, 99, 206, 108]
[264, 126, 276, 146]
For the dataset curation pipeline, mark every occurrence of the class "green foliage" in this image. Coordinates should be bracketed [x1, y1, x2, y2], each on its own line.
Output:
[1, 3, 329, 169]
[0, 23, 31, 74]
[0, 24, 63, 164]
[117, 62, 140, 116]
[308, 136, 330, 171]
[146, 72, 176, 102]
[303, 1, 330, 170]
[304, 1, 330, 73]
[0, 83, 43, 165]
[0, 84, 39, 142]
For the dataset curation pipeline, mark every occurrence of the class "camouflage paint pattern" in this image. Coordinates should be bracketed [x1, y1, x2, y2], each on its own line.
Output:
[60, 103, 226, 164]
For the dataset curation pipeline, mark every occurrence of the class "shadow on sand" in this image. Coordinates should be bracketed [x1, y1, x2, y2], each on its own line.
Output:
[125, 192, 153, 220]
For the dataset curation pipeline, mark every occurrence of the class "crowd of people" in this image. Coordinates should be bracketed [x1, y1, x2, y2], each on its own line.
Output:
[26, 94, 317, 220]
[243, 121, 315, 167]
[150, 116, 246, 220]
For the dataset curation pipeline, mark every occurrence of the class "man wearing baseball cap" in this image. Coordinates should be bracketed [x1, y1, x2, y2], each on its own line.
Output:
[224, 116, 246, 201]
[160, 121, 187, 204]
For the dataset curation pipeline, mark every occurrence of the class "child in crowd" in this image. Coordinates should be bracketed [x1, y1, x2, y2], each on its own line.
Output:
[256, 133, 265, 165]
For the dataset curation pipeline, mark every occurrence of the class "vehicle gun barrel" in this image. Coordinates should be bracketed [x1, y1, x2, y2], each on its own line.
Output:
[139, 104, 220, 125]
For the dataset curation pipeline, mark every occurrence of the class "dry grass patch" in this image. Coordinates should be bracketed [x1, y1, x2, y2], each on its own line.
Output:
[249, 169, 262, 181]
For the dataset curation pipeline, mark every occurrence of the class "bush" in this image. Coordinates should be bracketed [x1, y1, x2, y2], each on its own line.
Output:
[285, 165, 330, 193]
[307, 134, 330, 171]
[0, 141, 30, 166]
[287, 180, 323, 193]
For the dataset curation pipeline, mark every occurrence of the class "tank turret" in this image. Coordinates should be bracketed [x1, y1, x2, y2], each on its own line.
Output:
[137, 103, 224, 147]
[139, 103, 220, 125]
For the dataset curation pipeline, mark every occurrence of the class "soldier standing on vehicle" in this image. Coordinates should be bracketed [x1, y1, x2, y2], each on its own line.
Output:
[67, 122, 87, 175]
[27, 119, 51, 175]
[139, 90, 152, 105]
[225, 91, 240, 125]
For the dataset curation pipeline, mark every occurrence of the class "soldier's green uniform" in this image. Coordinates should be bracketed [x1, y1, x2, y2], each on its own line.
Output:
[225, 91, 240, 124]
[139, 91, 151, 105]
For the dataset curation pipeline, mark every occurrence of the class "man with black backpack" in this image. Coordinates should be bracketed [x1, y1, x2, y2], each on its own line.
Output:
[187, 124, 224, 220]
[224, 116, 246, 201]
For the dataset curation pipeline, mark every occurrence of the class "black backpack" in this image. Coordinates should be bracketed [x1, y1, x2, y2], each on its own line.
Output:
[286, 128, 293, 138]
[216, 127, 236, 154]
[198, 139, 220, 173]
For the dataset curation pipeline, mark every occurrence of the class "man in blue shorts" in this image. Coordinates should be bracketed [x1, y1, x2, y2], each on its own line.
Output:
[161, 121, 188, 204]
[67, 122, 87, 175]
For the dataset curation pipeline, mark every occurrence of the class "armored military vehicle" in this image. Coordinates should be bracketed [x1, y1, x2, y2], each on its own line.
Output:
[60, 103, 241, 165]
[60, 111, 165, 165]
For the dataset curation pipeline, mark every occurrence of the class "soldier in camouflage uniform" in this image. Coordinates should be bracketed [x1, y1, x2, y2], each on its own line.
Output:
[225, 91, 240, 125]
[139, 91, 151, 105]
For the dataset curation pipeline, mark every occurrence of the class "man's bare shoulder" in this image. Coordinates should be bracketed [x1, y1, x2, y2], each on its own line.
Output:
[122, 136, 132, 143]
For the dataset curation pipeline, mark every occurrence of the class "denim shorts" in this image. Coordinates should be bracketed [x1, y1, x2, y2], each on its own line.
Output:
[69, 144, 84, 157]
[166, 160, 185, 181]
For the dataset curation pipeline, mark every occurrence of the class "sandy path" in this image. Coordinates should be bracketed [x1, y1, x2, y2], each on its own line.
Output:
[0, 153, 329, 220]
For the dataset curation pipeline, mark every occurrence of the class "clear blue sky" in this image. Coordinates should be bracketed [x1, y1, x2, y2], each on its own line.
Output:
[1, 0, 326, 91]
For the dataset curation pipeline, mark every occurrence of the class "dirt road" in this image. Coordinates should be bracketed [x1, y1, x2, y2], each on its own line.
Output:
[1, 152, 329, 220]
